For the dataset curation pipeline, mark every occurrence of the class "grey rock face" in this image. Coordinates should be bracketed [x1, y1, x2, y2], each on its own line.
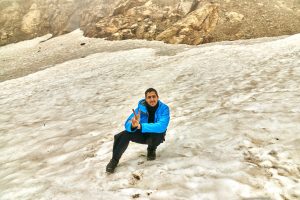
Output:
[0, 0, 300, 46]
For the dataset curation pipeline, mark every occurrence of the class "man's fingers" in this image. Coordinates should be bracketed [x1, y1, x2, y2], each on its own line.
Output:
[132, 109, 137, 117]
[131, 117, 139, 128]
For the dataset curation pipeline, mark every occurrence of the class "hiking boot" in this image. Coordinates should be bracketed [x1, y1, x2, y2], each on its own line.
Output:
[106, 158, 119, 173]
[147, 149, 156, 161]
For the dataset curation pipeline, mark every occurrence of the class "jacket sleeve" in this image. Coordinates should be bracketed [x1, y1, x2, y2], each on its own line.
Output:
[141, 106, 170, 133]
[124, 107, 139, 132]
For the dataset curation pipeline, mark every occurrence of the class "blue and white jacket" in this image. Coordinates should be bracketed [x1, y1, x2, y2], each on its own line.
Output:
[124, 99, 170, 134]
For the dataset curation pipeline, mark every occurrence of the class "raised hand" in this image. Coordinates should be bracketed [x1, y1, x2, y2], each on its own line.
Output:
[131, 109, 141, 129]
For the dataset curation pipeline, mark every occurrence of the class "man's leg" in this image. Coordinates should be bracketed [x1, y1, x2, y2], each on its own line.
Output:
[106, 131, 128, 173]
[106, 130, 146, 173]
[112, 130, 148, 161]
[112, 131, 130, 161]
[145, 133, 166, 160]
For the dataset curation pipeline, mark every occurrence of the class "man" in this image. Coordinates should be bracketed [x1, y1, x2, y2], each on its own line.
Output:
[106, 88, 170, 173]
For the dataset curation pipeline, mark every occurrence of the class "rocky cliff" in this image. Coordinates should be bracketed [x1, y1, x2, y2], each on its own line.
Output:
[1, 0, 300, 46]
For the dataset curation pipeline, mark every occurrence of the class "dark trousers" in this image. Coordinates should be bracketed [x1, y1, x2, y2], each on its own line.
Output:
[112, 130, 165, 161]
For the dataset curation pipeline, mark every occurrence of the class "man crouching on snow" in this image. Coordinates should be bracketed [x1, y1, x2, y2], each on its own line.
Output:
[106, 88, 170, 173]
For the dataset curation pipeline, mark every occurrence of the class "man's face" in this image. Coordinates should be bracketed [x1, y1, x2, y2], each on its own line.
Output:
[145, 91, 158, 107]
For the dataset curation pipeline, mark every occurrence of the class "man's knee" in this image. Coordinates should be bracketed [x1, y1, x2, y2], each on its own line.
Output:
[114, 130, 130, 141]
[147, 133, 165, 146]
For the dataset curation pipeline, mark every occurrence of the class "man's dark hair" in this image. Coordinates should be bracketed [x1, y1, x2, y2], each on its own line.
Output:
[145, 88, 158, 97]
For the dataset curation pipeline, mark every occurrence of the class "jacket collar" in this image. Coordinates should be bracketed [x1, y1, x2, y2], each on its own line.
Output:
[138, 99, 161, 113]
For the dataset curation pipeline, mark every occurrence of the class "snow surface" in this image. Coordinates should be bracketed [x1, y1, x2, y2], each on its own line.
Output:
[0, 30, 300, 200]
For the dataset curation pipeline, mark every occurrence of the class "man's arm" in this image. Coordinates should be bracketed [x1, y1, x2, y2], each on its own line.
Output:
[141, 106, 170, 133]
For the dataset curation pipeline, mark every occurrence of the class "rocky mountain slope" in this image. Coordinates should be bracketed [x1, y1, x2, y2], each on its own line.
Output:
[0, 0, 300, 46]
